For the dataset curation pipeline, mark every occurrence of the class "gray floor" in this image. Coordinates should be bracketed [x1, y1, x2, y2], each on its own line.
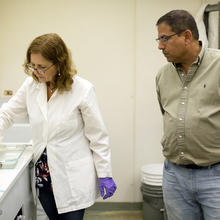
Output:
[84, 210, 143, 220]
[36, 201, 144, 220]
[37, 210, 143, 220]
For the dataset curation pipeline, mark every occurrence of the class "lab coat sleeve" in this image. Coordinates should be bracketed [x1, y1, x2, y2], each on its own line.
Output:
[80, 86, 112, 178]
[0, 78, 29, 136]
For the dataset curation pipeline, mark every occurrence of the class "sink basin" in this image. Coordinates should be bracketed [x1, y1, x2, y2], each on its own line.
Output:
[0, 144, 28, 169]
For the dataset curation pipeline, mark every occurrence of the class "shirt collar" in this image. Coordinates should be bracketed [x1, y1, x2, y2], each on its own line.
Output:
[197, 41, 205, 65]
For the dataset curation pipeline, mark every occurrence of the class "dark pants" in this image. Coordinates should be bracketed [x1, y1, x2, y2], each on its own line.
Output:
[38, 189, 85, 220]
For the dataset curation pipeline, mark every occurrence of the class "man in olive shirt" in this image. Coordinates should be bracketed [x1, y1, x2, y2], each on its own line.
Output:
[156, 10, 220, 220]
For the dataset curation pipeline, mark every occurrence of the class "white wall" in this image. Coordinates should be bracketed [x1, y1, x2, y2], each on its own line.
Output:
[203, 0, 220, 4]
[0, 0, 136, 203]
[0, 0, 204, 203]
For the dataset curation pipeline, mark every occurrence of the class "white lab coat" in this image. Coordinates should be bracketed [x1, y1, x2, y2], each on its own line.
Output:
[0, 75, 112, 213]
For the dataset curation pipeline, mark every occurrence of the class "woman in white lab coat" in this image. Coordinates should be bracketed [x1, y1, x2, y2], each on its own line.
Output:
[0, 33, 116, 220]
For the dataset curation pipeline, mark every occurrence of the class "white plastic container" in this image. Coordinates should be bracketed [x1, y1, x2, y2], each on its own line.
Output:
[141, 163, 167, 220]
[141, 163, 163, 186]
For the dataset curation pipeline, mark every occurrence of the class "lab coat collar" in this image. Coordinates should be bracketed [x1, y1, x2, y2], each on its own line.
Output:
[36, 83, 48, 120]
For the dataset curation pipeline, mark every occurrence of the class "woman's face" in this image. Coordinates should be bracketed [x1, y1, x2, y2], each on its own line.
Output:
[30, 53, 58, 83]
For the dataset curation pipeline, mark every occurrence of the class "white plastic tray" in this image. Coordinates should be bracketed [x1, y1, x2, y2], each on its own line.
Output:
[0, 144, 28, 169]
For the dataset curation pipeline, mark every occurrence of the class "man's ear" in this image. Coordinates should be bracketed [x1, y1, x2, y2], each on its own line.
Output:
[183, 29, 193, 46]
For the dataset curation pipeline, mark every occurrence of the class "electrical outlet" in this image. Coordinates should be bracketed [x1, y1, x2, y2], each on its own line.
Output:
[3, 90, 13, 96]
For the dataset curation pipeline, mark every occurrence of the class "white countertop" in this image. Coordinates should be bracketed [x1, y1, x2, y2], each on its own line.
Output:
[0, 146, 33, 203]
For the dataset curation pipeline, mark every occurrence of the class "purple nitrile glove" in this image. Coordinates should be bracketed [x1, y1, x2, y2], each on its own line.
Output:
[99, 177, 117, 200]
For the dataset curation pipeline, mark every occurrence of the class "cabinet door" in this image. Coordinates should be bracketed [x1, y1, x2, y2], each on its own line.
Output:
[0, 166, 35, 220]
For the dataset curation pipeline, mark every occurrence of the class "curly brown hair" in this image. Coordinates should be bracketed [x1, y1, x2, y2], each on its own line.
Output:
[24, 33, 77, 93]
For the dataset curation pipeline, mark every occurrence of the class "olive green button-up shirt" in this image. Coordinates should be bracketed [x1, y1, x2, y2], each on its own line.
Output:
[156, 44, 220, 166]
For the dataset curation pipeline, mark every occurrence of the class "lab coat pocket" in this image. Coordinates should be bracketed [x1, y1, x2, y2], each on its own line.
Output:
[55, 111, 83, 141]
[66, 156, 97, 200]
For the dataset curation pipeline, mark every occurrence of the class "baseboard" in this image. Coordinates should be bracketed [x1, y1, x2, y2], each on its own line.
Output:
[87, 202, 143, 211]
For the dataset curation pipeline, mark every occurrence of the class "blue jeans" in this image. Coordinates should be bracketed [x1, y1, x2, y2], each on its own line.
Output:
[163, 159, 220, 220]
[38, 189, 85, 220]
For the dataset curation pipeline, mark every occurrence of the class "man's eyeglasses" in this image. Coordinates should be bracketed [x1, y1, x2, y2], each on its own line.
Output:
[156, 31, 184, 44]
[26, 63, 54, 75]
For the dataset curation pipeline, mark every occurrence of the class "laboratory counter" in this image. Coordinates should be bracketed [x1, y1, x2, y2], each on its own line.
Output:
[0, 145, 35, 219]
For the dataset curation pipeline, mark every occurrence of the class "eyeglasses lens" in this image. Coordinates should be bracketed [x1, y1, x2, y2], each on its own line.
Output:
[27, 65, 44, 75]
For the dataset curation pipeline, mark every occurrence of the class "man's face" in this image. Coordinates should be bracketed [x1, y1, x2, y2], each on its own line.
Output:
[157, 22, 186, 63]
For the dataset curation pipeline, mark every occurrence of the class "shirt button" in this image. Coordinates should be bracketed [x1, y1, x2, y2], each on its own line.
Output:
[180, 152, 184, 157]
[179, 118, 183, 121]
[181, 102, 185, 105]
[184, 86, 188, 90]
[179, 135, 182, 138]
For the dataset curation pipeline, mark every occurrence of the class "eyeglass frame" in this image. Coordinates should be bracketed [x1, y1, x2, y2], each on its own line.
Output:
[156, 30, 185, 44]
[26, 63, 55, 75]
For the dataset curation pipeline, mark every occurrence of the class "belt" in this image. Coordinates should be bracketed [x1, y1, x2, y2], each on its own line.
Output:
[178, 162, 220, 169]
